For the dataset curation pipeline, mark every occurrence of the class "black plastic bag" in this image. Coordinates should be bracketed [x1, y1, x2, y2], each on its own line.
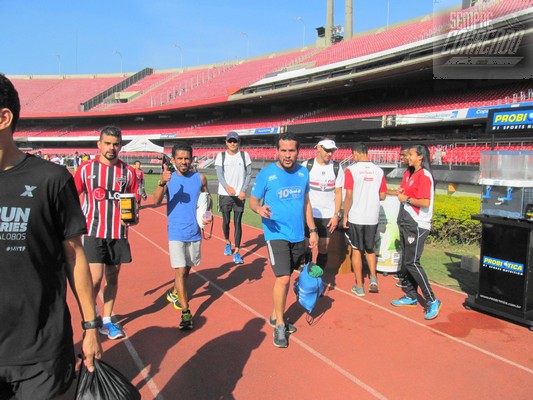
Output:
[75, 358, 141, 400]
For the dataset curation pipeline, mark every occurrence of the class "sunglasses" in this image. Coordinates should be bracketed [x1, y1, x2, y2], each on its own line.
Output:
[227, 139, 239, 143]
[323, 148, 335, 153]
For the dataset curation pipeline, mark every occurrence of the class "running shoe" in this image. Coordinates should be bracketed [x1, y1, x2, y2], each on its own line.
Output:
[233, 252, 244, 264]
[369, 276, 379, 293]
[424, 299, 442, 320]
[224, 243, 232, 256]
[99, 322, 125, 340]
[273, 324, 288, 348]
[396, 281, 407, 288]
[351, 286, 365, 297]
[179, 310, 193, 330]
[268, 316, 297, 334]
[166, 289, 183, 310]
[391, 295, 418, 307]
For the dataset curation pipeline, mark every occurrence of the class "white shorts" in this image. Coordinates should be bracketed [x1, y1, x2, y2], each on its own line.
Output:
[169, 240, 201, 268]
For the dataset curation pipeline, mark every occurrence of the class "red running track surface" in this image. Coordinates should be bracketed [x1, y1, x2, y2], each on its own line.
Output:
[68, 199, 533, 400]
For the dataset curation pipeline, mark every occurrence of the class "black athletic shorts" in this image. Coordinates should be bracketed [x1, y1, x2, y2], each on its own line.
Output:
[305, 217, 332, 239]
[218, 195, 246, 213]
[345, 222, 378, 253]
[83, 236, 132, 264]
[266, 240, 307, 277]
[0, 345, 75, 400]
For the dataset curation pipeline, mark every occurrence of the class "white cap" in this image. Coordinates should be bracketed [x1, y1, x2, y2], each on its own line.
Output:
[316, 139, 337, 150]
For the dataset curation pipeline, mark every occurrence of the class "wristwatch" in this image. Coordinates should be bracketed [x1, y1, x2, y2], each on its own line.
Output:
[309, 227, 318, 233]
[81, 316, 103, 330]
[406, 197, 411, 204]
[158, 180, 167, 187]
[335, 211, 342, 218]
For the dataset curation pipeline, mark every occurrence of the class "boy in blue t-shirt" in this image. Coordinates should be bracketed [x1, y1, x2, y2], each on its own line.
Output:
[250, 133, 318, 348]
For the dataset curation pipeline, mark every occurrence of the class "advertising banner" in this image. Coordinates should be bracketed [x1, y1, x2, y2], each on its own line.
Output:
[376, 196, 401, 273]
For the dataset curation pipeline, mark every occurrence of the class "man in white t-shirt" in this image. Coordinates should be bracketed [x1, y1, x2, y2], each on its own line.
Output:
[343, 143, 387, 297]
[215, 131, 252, 264]
[303, 138, 345, 271]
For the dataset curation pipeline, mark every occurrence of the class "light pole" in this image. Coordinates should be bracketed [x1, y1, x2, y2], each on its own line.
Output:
[295, 16, 306, 47]
[54, 53, 61, 75]
[240, 32, 249, 59]
[172, 44, 183, 68]
[114, 50, 123, 75]
[386, 0, 390, 30]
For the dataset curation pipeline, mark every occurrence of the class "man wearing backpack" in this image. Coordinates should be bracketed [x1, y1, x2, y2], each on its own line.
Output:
[303, 138, 345, 272]
[215, 131, 252, 264]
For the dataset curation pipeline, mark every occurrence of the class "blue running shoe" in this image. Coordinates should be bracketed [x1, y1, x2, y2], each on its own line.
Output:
[233, 252, 244, 264]
[99, 322, 125, 339]
[224, 243, 232, 256]
[391, 295, 418, 307]
[425, 299, 442, 320]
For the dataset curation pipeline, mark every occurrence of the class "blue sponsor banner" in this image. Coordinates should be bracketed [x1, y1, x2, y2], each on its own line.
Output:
[482, 255, 524, 275]
[487, 106, 533, 132]
[467, 102, 533, 120]
[254, 127, 279, 135]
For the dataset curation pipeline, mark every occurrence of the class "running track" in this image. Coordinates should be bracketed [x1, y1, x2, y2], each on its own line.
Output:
[68, 199, 533, 399]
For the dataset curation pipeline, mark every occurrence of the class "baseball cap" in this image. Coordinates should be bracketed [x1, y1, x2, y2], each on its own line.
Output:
[226, 131, 239, 141]
[316, 139, 337, 150]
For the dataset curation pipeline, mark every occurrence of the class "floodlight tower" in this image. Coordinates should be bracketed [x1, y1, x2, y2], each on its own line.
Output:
[345, 0, 353, 40]
[326, 0, 334, 44]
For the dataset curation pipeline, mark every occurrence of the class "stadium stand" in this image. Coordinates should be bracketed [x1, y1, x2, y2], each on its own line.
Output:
[11, 0, 533, 173]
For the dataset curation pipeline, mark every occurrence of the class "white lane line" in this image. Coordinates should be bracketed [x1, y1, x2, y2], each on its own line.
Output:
[133, 211, 532, 392]
[130, 226, 388, 399]
[331, 285, 533, 375]
[97, 290, 164, 400]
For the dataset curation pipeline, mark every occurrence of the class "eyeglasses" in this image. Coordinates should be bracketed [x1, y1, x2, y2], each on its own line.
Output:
[227, 139, 239, 143]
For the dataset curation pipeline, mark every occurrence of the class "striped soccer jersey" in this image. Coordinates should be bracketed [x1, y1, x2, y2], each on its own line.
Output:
[75, 158, 138, 239]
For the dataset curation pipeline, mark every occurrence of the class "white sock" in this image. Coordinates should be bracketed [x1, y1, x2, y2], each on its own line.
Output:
[103, 316, 112, 324]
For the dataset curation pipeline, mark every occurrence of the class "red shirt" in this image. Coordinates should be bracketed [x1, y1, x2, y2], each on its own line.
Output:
[74, 158, 138, 239]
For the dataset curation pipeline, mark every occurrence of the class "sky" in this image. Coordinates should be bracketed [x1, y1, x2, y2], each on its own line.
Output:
[3, 0, 461, 76]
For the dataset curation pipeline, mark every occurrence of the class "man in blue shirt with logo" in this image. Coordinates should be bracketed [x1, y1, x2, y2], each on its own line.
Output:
[250, 133, 317, 348]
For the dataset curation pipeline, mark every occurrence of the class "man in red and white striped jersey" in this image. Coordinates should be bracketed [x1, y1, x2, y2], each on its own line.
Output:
[74, 126, 139, 340]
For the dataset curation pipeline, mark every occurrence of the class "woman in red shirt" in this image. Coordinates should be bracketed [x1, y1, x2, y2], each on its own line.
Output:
[390, 144, 442, 320]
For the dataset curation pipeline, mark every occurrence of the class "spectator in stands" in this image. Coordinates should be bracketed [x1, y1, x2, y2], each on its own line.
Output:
[391, 144, 441, 320]
[250, 133, 317, 348]
[434, 144, 444, 165]
[44, 154, 51, 161]
[74, 126, 139, 340]
[0, 73, 101, 398]
[154, 142, 212, 331]
[133, 160, 147, 207]
[214, 131, 252, 264]
[303, 138, 345, 271]
[342, 143, 387, 297]
[72, 151, 80, 172]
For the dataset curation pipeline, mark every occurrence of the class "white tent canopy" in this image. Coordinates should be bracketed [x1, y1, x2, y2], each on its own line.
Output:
[121, 137, 164, 153]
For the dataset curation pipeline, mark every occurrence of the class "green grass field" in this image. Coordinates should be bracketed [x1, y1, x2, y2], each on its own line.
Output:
[145, 174, 479, 294]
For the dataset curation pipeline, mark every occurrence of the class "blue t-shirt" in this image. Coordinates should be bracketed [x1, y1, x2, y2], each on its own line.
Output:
[166, 171, 202, 242]
[251, 162, 309, 242]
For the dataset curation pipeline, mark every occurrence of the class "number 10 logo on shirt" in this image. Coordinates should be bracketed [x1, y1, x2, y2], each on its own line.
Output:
[277, 187, 302, 200]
